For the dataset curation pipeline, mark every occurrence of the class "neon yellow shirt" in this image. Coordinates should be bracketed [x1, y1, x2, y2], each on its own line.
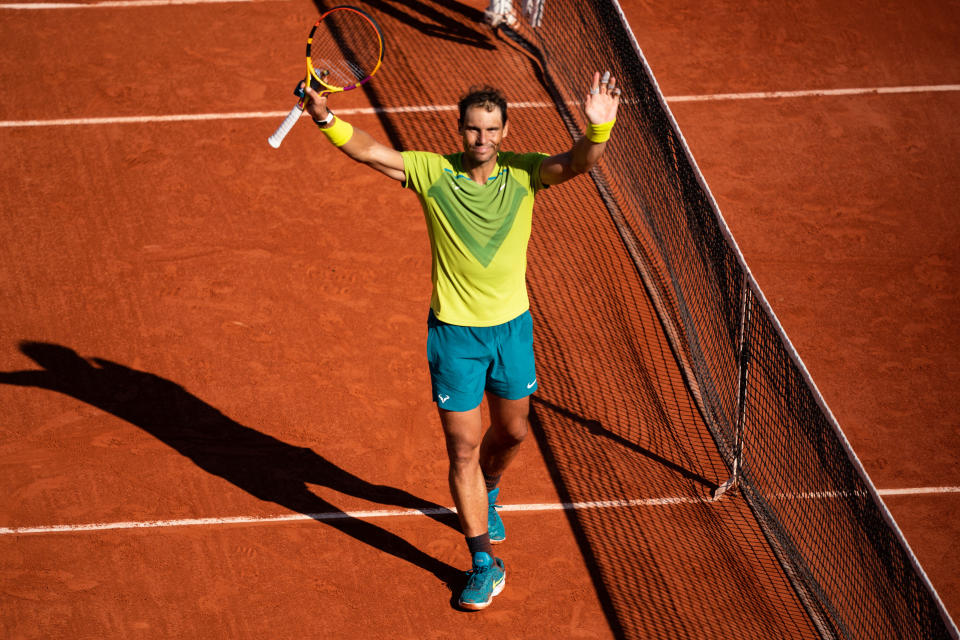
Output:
[402, 150, 548, 326]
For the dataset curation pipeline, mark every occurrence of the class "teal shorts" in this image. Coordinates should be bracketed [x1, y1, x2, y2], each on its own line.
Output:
[427, 309, 538, 412]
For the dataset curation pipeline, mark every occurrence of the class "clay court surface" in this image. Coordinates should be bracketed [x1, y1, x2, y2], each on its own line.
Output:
[1, 0, 958, 637]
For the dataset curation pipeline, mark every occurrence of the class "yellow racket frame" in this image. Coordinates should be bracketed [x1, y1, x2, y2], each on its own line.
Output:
[304, 5, 384, 100]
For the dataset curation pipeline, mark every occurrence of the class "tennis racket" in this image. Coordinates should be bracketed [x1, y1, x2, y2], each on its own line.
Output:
[268, 5, 384, 149]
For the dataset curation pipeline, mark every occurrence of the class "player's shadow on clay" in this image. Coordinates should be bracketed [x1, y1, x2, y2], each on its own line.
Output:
[0, 341, 461, 591]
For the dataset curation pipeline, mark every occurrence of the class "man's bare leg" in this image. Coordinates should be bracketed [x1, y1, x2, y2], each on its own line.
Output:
[480, 394, 530, 482]
[438, 405, 488, 537]
[440, 402, 510, 610]
[475, 394, 530, 544]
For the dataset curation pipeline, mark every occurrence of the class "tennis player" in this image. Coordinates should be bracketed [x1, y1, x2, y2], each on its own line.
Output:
[303, 71, 620, 610]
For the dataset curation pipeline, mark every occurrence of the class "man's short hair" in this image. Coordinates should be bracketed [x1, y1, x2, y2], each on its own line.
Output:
[457, 85, 508, 127]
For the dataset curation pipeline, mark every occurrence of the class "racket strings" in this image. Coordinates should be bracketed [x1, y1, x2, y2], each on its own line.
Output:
[309, 11, 382, 87]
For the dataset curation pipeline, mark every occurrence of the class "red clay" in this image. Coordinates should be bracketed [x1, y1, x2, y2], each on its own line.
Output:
[0, 0, 956, 637]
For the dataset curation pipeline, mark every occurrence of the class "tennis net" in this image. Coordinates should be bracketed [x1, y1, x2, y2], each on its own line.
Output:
[505, 1, 957, 638]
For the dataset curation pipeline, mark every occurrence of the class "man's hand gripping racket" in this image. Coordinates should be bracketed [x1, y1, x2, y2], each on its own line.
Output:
[268, 5, 384, 149]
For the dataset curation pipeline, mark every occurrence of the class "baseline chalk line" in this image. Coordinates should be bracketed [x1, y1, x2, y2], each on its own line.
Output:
[2, 486, 956, 536]
[2, 85, 959, 128]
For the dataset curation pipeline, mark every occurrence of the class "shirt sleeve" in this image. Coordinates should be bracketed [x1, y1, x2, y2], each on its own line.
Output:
[526, 152, 549, 192]
[400, 150, 433, 193]
[501, 151, 549, 192]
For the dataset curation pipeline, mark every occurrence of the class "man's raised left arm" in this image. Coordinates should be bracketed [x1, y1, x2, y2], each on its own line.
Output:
[539, 70, 621, 186]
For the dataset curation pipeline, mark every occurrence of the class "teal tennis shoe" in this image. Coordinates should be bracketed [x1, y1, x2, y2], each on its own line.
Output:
[488, 487, 505, 544]
[459, 551, 506, 611]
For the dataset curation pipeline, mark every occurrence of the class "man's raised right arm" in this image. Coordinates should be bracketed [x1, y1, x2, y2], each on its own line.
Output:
[304, 86, 405, 182]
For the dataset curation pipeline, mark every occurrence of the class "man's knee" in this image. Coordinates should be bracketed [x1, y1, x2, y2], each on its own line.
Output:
[445, 434, 480, 469]
[440, 410, 483, 468]
[493, 413, 529, 446]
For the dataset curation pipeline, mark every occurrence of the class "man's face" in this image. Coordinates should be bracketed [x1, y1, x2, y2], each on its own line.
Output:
[459, 104, 508, 166]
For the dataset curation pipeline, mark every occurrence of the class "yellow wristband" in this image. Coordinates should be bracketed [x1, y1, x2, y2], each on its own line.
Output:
[320, 116, 354, 147]
[586, 118, 616, 143]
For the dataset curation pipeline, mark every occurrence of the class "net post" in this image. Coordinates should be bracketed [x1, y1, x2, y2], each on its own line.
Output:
[520, 0, 545, 27]
[712, 276, 752, 499]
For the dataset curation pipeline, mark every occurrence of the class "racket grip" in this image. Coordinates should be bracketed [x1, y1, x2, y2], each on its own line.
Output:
[268, 103, 305, 148]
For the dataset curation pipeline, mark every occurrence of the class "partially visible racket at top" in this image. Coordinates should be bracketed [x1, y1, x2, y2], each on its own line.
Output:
[268, 5, 384, 149]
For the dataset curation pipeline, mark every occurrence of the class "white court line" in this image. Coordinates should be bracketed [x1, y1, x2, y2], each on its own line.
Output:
[877, 486, 960, 496]
[0, 497, 697, 535]
[667, 84, 960, 102]
[2, 85, 958, 129]
[0, 103, 547, 129]
[787, 487, 960, 500]
[2, 486, 957, 536]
